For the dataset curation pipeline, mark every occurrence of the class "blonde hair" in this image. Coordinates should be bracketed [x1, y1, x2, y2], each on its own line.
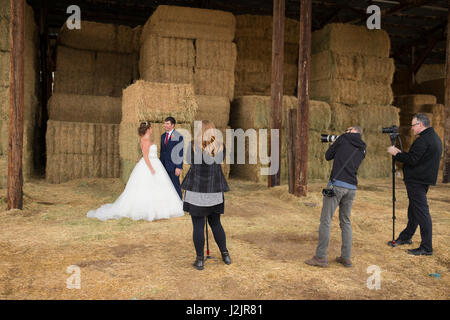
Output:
[194, 120, 223, 157]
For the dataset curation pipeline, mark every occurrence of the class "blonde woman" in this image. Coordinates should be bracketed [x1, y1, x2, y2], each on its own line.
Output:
[181, 120, 231, 270]
[87, 121, 184, 221]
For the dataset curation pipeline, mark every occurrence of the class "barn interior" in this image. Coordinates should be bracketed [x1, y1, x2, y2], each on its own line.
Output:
[0, 0, 448, 188]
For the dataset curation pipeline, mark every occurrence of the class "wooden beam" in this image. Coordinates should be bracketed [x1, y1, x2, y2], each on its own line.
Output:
[443, 10, 450, 183]
[7, 0, 25, 210]
[412, 29, 445, 74]
[294, 0, 312, 197]
[269, 0, 285, 188]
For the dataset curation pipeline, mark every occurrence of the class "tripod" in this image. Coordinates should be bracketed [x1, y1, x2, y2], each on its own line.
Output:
[387, 132, 402, 247]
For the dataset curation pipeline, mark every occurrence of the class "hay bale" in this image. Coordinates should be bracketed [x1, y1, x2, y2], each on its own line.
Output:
[235, 14, 299, 44]
[54, 46, 136, 97]
[235, 38, 299, 64]
[234, 61, 298, 96]
[394, 94, 437, 113]
[194, 68, 234, 100]
[355, 105, 399, 133]
[132, 25, 142, 52]
[311, 23, 390, 57]
[194, 95, 230, 128]
[45, 121, 120, 183]
[414, 78, 445, 105]
[0, 17, 9, 51]
[196, 40, 236, 71]
[141, 5, 236, 42]
[48, 93, 122, 124]
[121, 81, 198, 124]
[230, 96, 331, 132]
[0, 87, 39, 122]
[416, 64, 445, 84]
[59, 21, 134, 53]
[140, 63, 194, 85]
[310, 79, 393, 106]
[311, 51, 394, 84]
[139, 35, 195, 70]
[0, 51, 9, 87]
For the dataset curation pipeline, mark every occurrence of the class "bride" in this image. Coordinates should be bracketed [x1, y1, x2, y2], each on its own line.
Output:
[86, 121, 185, 221]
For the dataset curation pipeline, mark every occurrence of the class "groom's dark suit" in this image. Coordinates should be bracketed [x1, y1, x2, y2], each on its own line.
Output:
[160, 129, 184, 199]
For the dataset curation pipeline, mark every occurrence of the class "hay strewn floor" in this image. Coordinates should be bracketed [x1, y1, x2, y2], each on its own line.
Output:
[0, 176, 448, 299]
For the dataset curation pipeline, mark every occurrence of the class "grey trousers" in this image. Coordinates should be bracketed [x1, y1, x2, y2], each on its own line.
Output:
[315, 186, 356, 260]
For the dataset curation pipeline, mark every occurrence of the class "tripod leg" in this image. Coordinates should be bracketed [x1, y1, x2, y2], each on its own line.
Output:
[205, 217, 211, 258]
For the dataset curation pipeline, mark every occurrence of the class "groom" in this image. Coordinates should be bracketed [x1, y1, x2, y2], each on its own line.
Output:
[160, 117, 184, 199]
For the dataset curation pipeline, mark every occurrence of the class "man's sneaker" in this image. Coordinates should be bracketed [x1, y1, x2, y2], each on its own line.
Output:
[305, 256, 328, 268]
[407, 247, 432, 256]
[336, 256, 352, 267]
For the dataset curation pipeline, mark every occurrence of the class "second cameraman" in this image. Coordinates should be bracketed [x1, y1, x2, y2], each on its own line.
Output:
[305, 126, 366, 268]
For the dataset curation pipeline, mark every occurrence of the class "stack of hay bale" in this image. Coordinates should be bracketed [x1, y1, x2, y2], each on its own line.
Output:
[414, 78, 445, 105]
[0, 1, 39, 187]
[119, 81, 197, 184]
[229, 96, 333, 183]
[138, 5, 237, 180]
[234, 15, 299, 96]
[395, 94, 445, 169]
[310, 23, 399, 178]
[46, 21, 140, 183]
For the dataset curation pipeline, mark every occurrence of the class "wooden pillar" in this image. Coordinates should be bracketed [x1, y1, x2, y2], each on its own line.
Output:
[443, 9, 450, 183]
[287, 108, 296, 194]
[7, 0, 25, 209]
[294, 0, 312, 197]
[268, 0, 285, 187]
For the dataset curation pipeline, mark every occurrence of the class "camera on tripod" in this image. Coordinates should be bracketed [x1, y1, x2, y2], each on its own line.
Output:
[382, 125, 398, 134]
[321, 134, 339, 143]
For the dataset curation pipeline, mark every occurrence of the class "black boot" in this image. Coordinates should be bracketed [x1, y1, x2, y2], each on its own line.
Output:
[221, 251, 232, 265]
[193, 256, 204, 270]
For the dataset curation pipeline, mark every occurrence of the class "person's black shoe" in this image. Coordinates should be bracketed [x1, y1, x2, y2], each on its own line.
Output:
[407, 247, 433, 256]
[387, 238, 412, 247]
[221, 251, 232, 265]
[193, 256, 204, 270]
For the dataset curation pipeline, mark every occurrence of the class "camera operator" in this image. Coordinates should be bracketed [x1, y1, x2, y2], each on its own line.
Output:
[305, 126, 366, 268]
[387, 113, 442, 256]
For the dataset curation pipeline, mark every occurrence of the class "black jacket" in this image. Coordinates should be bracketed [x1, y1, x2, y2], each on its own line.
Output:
[325, 133, 366, 186]
[395, 127, 442, 185]
[180, 142, 230, 193]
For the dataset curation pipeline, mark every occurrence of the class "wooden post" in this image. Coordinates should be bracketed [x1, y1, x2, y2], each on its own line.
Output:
[268, 0, 285, 187]
[443, 10, 450, 183]
[294, 0, 312, 197]
[287, 108, 296, 194]
[7, 0, 25, 209]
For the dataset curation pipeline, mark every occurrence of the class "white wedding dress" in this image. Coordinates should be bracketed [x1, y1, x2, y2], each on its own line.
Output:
[86, 144, 184, 221]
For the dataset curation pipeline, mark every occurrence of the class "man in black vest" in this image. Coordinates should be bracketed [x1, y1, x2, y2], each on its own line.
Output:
[387, 113, 442, 256]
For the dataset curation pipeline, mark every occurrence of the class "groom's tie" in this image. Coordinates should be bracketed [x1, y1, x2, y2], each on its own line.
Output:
[164, 132, 169, 146]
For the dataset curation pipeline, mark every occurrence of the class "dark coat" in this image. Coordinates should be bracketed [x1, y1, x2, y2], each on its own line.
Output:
[325, 133, 366, 186]
[159, 130, 184, 172]
[181, 142, 230, 193]
[395, 127, 442, 185]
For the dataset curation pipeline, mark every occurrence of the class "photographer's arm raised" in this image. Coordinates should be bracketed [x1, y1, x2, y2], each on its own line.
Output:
[325, 136, 341, 160]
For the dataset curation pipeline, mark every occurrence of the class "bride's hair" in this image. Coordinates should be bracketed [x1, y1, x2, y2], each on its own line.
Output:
[138, 121, 151, 136]
[194, 120, 223, 157]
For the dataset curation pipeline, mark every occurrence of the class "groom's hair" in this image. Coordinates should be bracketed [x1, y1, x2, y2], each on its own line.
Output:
[165, 117, 176, 125]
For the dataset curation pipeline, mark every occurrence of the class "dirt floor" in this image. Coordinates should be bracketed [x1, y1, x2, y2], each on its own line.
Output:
[0, 175, 448, 300]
